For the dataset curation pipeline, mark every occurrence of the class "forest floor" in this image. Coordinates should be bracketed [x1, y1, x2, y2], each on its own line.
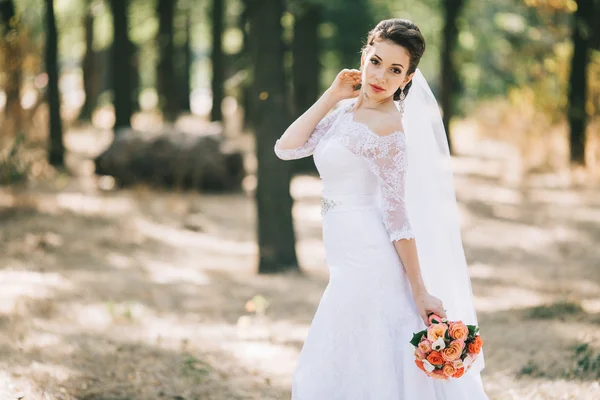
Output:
[0, 125, 600, 400]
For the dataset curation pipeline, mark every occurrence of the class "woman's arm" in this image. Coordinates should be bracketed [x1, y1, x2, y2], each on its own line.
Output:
[276, 89, 341, 151]
[274, 69, 361, 160]
[366, 133, 447, 325]
[393, 239, 446, 325]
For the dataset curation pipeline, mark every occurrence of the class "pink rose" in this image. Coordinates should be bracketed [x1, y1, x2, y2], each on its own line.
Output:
[414, 348, 426, 360]
[428, 314, 444, 325]
[418, 339, 432, 353]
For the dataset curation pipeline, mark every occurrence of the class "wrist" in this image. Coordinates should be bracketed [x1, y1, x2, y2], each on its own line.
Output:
[411, 285, 428, 298]
[322, 88, 343, 105]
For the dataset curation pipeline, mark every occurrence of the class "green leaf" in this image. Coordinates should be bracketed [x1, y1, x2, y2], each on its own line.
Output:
[410, 330, 426, 347]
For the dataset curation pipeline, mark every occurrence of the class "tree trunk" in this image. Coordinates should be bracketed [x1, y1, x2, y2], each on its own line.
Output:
[78, 2, 97, 121]
[46, 0, 65, 166]
[440, 0, 464, 155]
[328, 0, 374, 70]
[290, 3, 320, 174]
[240, 0, 252, 129]
[0, 0, 23, 136]
[109, 0, 133, 131]
[567, 0, 594, 165]
[249, 0, 299, 274]
[292, 4, 320, 119]
[210, 0, 225, 122]
[179, 8, 192, 113]
[157, 0, 178, 121]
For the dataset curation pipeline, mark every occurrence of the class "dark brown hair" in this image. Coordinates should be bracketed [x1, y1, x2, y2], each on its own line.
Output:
[362, 19, 426, 100]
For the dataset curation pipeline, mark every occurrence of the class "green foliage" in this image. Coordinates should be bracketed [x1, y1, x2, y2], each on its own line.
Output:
[181, 353, 211, 383]
[525, 301, 585, 320]
[410, 330, 426, 347]
[0, 135, 30, 185]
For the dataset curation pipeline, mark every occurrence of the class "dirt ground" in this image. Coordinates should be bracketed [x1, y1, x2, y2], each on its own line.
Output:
[0, 127, 599, 400]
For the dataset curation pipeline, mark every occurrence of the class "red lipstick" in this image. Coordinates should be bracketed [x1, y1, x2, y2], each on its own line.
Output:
[370, 84, 384, 93]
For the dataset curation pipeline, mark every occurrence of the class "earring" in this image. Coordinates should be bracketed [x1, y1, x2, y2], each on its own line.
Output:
[398, 87, 406, 116]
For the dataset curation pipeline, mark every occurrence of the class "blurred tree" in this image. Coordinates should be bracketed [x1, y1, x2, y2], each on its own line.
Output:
[178, 0, 192, 112]
[157, 0, 178, 121]
[0, 0, 23, 135]
[109, 0, 134, 130]
[291, 1, 321, 119]
[567, 0, 598, 165]
[289, 0, 322, 174]
[249, 0, 299, 273]
[440, 0, 465, 154]
[210, 0, 225, 121]
[46, 0, 64, 166]
[239, 0, 253, 128]
[78, 0, 99, 122]
[325, 0, 375, 70]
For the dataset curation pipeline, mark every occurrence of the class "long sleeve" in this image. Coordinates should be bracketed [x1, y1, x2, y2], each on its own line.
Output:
[274, 105, 344, 160]
[365, 134, 414, 242]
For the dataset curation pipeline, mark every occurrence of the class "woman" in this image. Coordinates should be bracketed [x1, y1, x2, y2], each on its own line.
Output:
[275, 19, 488, 399]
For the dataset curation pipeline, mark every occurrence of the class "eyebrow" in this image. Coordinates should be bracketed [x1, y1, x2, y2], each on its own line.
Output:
[373, 54, 404, 69]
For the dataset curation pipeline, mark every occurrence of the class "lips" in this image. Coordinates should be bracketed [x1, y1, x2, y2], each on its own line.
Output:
[369, 84, 385, 93]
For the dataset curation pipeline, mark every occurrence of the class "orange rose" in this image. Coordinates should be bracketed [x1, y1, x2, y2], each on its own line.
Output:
[430, 369, 448, 380]
[442, 363, 457, 377]
[427, 323, 448, 342]
[441, 341, 464, 362]
[467, 336, 483, 354]
[448, 321, 469, 341]
[415, 359, 426, 373]
[426, 351, 444, 366]
[452, 367, 465, 378]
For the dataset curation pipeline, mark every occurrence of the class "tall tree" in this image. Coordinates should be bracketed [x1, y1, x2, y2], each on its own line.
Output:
[290, 1, 321, 174]
[178, 1, 192, 113]
[109, 0, 133, 131]
[210, 0, 225, 122]
[46, 0, 64, 166]
[239, 0, 253, 128]
[157, 0, 178, 121]
[0, 0, 23, 135]
[78, 0, 98, 122]
[249, 0, 299, 273]
[292, 2, 321, 119]
[440, 0, 465, 154]
[567, 0, 596, 165]
[327, 0, 375, 70]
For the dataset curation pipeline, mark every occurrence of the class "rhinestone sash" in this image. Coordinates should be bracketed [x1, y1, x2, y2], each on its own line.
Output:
[321, 197, 341, 217]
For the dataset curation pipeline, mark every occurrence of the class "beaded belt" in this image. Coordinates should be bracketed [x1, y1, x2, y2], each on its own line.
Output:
[321, 197, 341, 217]
[320, 194, 379, 217]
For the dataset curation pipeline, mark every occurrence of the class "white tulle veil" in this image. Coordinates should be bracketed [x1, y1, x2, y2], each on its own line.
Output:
[401, 68, 485, 374]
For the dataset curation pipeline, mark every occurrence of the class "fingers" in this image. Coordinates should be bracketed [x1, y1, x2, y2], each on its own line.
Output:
[340, 69, 361, 81]
[420, 311, 428, 326]
[434, 305, 447, 319]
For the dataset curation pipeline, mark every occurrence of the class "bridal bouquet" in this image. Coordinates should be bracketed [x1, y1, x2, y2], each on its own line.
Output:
[410, 313, 483, 380]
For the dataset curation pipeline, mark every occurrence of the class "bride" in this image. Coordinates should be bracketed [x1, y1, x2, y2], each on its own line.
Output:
[275, 18, 488, 399]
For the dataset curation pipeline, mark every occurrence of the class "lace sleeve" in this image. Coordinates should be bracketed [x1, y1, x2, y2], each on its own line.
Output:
[366, 134, 414, 242]
[274, 104, 344, 160]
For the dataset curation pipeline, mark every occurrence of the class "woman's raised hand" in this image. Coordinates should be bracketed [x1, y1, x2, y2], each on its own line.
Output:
[327, 69, 362, 102]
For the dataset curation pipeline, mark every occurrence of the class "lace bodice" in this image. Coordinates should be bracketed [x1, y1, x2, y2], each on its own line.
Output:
[275, 100, 413, 242]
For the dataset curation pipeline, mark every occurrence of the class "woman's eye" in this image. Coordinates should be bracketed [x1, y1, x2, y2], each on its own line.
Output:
[392, 68, 401, 74]
[370, 59, 379, 65]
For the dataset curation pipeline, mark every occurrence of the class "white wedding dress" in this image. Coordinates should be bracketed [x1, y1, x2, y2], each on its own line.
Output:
[275, 99, 488, 400]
